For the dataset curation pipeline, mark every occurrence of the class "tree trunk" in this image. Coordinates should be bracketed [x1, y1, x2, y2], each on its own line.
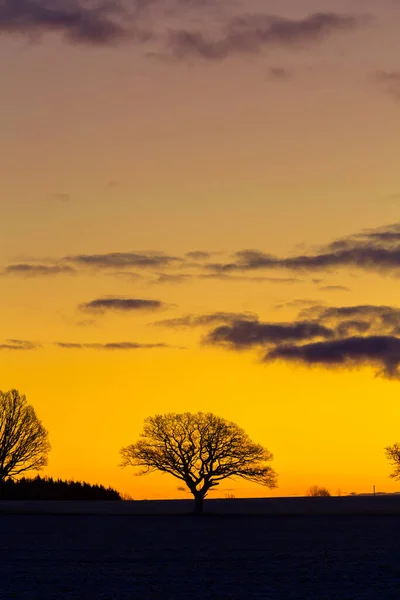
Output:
[193, 492, 204, 515]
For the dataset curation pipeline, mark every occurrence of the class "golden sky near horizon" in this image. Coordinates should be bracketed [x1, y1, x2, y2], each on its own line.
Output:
[1, 0, 400, 498]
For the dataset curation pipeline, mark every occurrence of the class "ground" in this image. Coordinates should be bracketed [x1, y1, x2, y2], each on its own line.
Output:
[1, 512, 400, 599]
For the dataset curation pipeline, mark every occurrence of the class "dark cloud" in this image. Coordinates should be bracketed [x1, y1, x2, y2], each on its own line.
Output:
[299, 304, 400, 336]
[56, 341, 174, 350]
[207, 223, 400, 276]
[0, 0, 136, 45]
[3, 264, 75, 277]
[201, 302, 400, 379]
[80, 297, 165, 313]
[152, 311, 257, 328]
[168, 12, 364, 61]
[265, 336, 400, 379]
[206, 319, 334, 349]
[0, 1, 367, 61]
[65, 251, 180, 270]
[375, 71, 400, 102]
[0, 339, 40, 350]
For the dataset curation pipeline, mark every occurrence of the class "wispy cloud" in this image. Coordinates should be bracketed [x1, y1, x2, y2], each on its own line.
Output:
[185, 251, 213, 261]
[150, 273, 193, 285]
[3, 264, 75, 277]
[79, 297, 166, 313]
[168, 12, 365, 61]
[207, 223, 400, 276]
[56, 341, 177, 350]
[0, 1, 367, 64]
[319, 285, 350, 292]
[0, 339, 40, 350]
[268, 67, 292, 80]
[274, 299, 320, 310]
[65, 251, 180, 270]
[198, 273, 302, 284]
[0, 0, 135, 45]
[106, 180, 119, 189]
[375, 71, 400, 101]
[5, 222, 400, 283]
[52, 192, 71, 202]
[152, 311, 257, 329]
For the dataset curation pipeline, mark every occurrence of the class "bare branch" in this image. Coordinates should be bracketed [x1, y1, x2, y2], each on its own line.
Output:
[385, 443, 400, 480]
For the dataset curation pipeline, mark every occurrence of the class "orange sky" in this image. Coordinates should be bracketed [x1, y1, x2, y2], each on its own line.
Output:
[1, 0, 400, 499]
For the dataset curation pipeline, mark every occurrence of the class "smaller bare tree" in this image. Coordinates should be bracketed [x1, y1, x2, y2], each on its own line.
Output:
[306, 485, 331, 497]
[385, 443, 400, 480]
[120, 412, 277, 513]
[0, 389, 51, 482]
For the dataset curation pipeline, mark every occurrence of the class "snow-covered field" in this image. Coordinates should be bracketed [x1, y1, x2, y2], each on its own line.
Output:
[1, 495, 400, 515]
[1, 505, 400, 599]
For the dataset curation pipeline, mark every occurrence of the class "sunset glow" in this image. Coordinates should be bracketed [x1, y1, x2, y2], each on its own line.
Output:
[1, 0, 400, 499]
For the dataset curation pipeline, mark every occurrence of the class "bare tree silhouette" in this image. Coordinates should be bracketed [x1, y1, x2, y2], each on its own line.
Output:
[385, 443, 400, 480]
[120, 411, 277, 514]
[0, 389, 51, 482]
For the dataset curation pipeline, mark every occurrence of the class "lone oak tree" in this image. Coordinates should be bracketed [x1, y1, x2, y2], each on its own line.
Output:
[0, 389, 51, 482]
[120, 412, 277, 513]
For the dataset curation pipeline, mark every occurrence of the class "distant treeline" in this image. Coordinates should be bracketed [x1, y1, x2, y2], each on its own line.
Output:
[0, 476, 122, 501]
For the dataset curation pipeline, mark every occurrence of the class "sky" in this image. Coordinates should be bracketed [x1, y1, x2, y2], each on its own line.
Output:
[1, 0, 400, 499]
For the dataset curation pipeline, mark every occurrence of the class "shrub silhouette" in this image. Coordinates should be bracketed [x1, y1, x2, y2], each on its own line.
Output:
[306, 485, 331, 497]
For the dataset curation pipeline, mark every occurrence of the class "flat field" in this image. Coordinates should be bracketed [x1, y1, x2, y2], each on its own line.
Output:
[1, 504, 400, 599]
